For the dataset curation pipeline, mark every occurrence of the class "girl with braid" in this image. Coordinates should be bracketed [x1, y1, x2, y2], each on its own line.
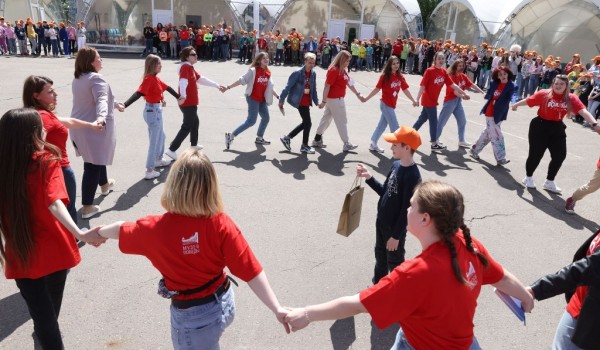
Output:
[283, 180, 534, 350]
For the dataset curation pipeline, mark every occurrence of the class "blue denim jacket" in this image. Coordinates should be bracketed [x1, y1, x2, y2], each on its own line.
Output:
[279, 67, 319, 108]
[481, 80, 515, 123]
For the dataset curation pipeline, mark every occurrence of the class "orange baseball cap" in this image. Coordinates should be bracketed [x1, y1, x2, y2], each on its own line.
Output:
[383, 126, 422, 150]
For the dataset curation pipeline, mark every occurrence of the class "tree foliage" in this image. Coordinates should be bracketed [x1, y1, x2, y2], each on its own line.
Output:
[417, 0, 442, 36]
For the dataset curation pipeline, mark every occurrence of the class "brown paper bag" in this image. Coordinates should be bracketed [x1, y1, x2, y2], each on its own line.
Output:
[336, 176, 364, 236]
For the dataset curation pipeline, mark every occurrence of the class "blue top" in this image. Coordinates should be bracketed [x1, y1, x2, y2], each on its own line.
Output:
[481, 80, 515, 124]
[279, 67, 319, 108]
[366, 161, 421, 239]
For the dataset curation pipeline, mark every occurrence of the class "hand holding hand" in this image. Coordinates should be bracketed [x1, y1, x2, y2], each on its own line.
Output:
[412, 100, 419, 107]
[386, 237, 399, 251]
[161, 100, 167, 107]
[462, 94, 471, 100]
[90, 121, 104, 132]
[511, 105, 518, 111]
[283, 307, 311, 332]
[318, 101, 326, 109]
[79, 226, 107, 247]
[521, 291, 535, 313]
[178, 96, 186, 106]
[359, 95, 367, 103]
[356, 163, 372, 179]
[116, 103, 125, 112]
[275, 306, 291, 334]
[219, 85, 228, 93]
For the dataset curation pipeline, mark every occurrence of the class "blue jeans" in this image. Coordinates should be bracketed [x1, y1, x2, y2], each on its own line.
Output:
[553, 311, 584, 350]
[62, 166, 77, 223]
[221, 43, 229, 59]
[413, 106, 438, 142]
[528, 75, 540, 96]
[479, 69, 490, 89]
[518, 77, 529, 99]
[143, 103, 166, 169]
[371, 101, 399, 144]
[391, 327, 482, 350]
[437, 97, 467, 142]
[170, 288, 235, 350]
[233, 96, 270, 138]
[366, 55, 373, 70]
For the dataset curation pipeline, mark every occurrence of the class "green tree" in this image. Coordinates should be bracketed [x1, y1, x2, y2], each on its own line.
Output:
[417, 0, 442, 37]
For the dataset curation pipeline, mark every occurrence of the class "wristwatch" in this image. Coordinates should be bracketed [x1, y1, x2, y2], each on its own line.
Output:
[592, 122, 598, 128]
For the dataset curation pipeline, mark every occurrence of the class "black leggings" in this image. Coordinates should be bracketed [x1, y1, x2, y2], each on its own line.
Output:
[170, 105, 199, 151]
[525, 117, 567, 180]
[288, 106, 312, 146]
[16, 269, 69, 350]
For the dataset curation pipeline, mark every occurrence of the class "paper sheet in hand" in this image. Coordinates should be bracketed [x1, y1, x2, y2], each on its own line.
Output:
[494, 288, 526, 325]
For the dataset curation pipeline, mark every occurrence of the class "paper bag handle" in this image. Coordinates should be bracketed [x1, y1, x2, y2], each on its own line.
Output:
[350, 175, 362, 191]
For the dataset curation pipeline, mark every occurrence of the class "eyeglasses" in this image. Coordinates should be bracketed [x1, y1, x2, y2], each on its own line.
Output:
[556, 74, 568, 80]
[189, 53, 197, 56]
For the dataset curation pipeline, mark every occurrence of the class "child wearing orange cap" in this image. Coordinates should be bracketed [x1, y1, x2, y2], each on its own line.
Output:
[48, 22, 59, 57]
[15, 20, 28, 55]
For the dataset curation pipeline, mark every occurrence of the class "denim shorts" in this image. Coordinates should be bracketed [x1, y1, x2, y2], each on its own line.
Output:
[170, 287, 235, 350]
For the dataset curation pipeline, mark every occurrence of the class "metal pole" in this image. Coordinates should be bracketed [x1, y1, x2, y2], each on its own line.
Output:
[359, 0, 364, 38]
[254, 0, 259, 57]
[327, 0, 332, 36]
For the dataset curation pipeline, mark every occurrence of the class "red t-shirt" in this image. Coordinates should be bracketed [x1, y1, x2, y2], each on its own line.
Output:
[38, 109, 69, 167]
[299, 70, 312, 107]
[566, 233, 600, 319]
[4, 152, 80, 279]
[326, 67, 350, 99]
[360, 231, 504, 350]
[376, 73, 409, 109]
[119, 212, 263, 300]
[526, 90, 586, 121]
[392, 41, 403, 56]
[485, 83, 506, 117]
[420, 66, 454, 107]
[250, 67, 270, 103]
[179, 30, 190, 40]
[178, 63, 200, 107]
[138, 75, 169, 104]
[445, 73, 473, 102]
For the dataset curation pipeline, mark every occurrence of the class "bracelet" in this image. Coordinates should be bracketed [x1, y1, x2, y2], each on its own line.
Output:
[304, 309, 310, 322]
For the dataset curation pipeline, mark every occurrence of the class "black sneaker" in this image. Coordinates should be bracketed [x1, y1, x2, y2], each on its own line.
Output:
[255, 137, 271, 145]
[431, 143, 446, 152]
[225, 133, 233, 150]
[280, 135, 291, 151]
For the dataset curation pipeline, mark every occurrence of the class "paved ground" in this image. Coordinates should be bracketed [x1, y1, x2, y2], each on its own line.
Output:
[1, 53, 599, 350]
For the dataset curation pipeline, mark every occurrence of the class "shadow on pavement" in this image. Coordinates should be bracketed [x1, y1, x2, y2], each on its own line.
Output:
[329, 316, 356, 350]
[271, 152, 313, 180]
[215, 144, 267, 171]
[0, 292, 30, 342]
[315, 148, 349, 177]
[109, 174, 165, 212]
[370, 321, 399, 350]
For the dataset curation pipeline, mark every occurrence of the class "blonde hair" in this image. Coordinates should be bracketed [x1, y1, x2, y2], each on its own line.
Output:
[144, 54, 161, 77]
[161, 149, 223, 217]
[329, 50, 351, 71]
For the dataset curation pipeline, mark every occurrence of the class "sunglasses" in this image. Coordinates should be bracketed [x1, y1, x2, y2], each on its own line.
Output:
[556, 74, 568, 80]
[189, 53, 197, 56]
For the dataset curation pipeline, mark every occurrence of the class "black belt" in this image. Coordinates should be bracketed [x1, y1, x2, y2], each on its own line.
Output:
[171, 278, 231, 309]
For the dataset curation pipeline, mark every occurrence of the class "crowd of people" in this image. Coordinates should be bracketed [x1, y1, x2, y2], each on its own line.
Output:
[2, 17, 600, 349]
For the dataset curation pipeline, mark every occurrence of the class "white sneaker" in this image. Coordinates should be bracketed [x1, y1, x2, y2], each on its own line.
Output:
[369, 144, 385, 153]
[100, 179, 115, 195]
[458, 141, 472, 148]
[543, 180, 562, 194]
[144, 170, 160, 180]
[522, 177, 536, 189]
[165, 149, 177, 160]
[81, 205, 100, 219]
[311, 139, 326, 148]
[155, 159, 172, 168]
[191, 145, 204, 150]
[343, 142, 358, 152]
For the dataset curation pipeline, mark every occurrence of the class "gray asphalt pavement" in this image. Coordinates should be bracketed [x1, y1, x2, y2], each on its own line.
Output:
[1, 53, 598, 350]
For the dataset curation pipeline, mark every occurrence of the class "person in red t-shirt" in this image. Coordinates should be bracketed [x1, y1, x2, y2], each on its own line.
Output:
[23, 75, 103, 222]
[0, 108, 105, 350]
[413, 51, 466, 152]
[360, 56, 418, 152]
[95, 149, 289, 349]
[311, 50, 364, 152]
[512, 75, 600, 192]
[278, 53, 320, 154]
[223, 52, 280, 149]
[436, 59, 484, 149]
[123, 54, 180, 180]
[165, 47, 225, 160]
[283, 180, 533, 350]
[470, 66, 514, 166]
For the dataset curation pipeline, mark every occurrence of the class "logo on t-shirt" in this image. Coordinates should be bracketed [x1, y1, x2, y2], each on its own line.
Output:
[493, 89, 502, 98]
[256, 76, 269, 84]
[434, 76, 445, 85]
[181, 232, 199, 255]
[465, 261, 478, 289]
[390, 80, 402, 90]
[386, 171, 398, 197]
[547, 100, 568, 110]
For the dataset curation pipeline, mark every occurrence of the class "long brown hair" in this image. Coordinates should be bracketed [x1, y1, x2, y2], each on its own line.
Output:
[251, 51, 271, 73]
[447, 58, 465, 75]
[413, 180, 489, 285]
[144, 54, 161, 77]
[382, 55, 401, 83]
[329, 50, 351, 72]
[23, 75, 54, 111]
[74, 47, 98, 78]
[0, 108, 61, 269]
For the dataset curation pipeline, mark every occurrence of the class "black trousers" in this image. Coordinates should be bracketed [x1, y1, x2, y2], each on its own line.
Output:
[288, 106, 312, 146]
[170, 105, 199, 151]
[82, 162, 108, 205]
[526, 116, 567, 180]
[15, 269, 69, 350]
[373, 219, 406, 284]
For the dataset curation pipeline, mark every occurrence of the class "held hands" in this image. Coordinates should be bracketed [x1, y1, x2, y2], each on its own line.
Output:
[90, 121, 104, 132]
[511, 104, 519, 111]
[161, 100, 167, 107]
[116, 103, 125, 112]
[78, 226, 107, 247]
[178, 96, 186, 106]
[356, 163, 372, 180]
[283, 307, 311, 332]
[275, 306, 291, 334]
[318, 101, 326, 109]
[358, 95, 367, 103]
[412, 100, 419, 107]
[462, 94, 471, 100]
[218, 85, 228, 93]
